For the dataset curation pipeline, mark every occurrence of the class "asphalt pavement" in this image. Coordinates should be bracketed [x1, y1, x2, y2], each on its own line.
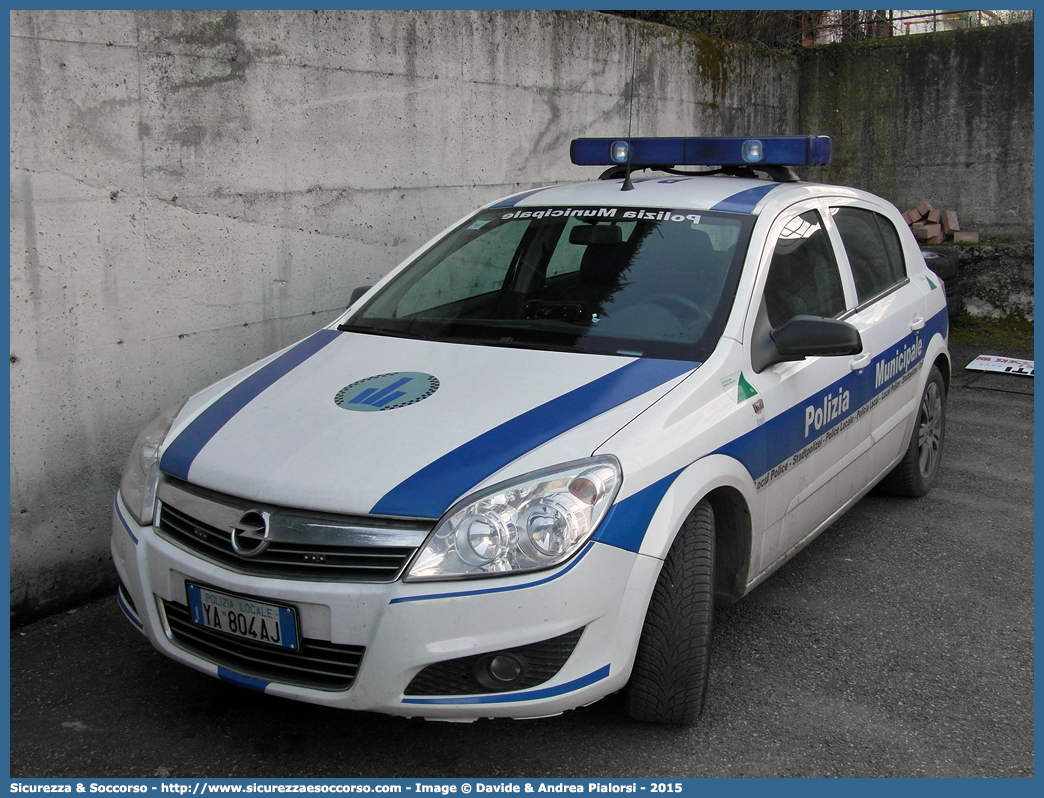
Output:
[9, 342, 1034, 778]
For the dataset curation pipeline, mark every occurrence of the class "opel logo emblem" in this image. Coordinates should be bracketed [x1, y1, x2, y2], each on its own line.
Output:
[230, 510, 271, 558]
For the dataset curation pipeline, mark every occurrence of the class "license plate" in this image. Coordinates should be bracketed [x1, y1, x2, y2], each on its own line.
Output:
[185, 583, 300, 650]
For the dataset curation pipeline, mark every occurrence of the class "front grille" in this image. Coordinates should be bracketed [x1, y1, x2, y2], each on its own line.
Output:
[158, 502, 418, 582]
[405, 627, 585, 696]
[162, 600, 364, 691]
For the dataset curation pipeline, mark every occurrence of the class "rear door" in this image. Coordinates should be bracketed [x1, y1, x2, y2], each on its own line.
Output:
[824, 202, 929, 483]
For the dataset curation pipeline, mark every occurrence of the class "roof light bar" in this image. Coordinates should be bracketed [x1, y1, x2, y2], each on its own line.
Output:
[570, 136, 832, 168]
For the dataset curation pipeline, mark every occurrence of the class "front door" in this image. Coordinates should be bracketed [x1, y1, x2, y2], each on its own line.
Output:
[737, 203, 874, 567]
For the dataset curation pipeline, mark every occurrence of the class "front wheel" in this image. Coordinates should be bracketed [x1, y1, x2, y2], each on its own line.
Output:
[879, 364, 947, 497]
[624, 499, 715, 724]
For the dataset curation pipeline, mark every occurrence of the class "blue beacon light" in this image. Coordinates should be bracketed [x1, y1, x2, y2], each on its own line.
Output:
[570, 136, 832, 168]
[742, 139, 764, 163]
[610, 140, 635, 190]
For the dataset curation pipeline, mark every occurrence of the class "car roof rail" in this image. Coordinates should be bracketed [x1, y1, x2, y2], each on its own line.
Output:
[596, 163, 802, 183]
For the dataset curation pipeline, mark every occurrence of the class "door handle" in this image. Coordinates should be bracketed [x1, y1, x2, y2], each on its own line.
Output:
[910, 315, 925, 331]
[850, 351, 872, 371]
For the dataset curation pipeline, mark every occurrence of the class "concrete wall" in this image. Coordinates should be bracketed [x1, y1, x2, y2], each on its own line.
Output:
[798, 23, 1034, 241]
[9, 9, 800, 621]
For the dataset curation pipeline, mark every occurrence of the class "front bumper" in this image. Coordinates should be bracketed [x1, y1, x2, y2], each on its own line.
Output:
[111, 491, 660, 720]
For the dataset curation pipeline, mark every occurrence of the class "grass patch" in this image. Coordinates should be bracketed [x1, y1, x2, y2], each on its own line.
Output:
[950, 312, 1034, 352]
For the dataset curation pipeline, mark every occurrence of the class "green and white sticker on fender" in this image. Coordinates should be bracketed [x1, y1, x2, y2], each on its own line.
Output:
[722, 372, 759, 403]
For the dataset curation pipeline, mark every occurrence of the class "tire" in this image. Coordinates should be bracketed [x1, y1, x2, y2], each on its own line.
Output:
[878, 365, 947, 497]
[624, 499, 715, 725]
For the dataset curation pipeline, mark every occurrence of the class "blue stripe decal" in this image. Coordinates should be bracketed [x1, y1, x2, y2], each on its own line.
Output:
[591, 469, 683, 552]
[489, 186, 556, 208]
[217, 667, 270, 693]
[116, 591, 144, 630]
[390, 542, 595, 605]
[710, 184, 777, 214]
[714, 306, 949, 481]
[114, 495, 139, 545]
[402, 664, 610, 705]
[370, 358, 699, 519]
[160, 329, 342, 480]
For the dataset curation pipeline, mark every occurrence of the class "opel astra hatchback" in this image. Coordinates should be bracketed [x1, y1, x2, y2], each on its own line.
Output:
[112, 136, 949, 723]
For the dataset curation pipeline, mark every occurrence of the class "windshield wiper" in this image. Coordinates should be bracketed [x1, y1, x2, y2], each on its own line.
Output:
[336, 323, 427, 340]
[456, 336, 577, 353]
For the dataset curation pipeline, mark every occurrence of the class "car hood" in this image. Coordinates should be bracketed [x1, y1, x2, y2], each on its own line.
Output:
[159, 329, 699, 519]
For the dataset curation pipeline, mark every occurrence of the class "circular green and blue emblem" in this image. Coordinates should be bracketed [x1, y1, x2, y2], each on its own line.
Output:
[334, 372, 440, 412]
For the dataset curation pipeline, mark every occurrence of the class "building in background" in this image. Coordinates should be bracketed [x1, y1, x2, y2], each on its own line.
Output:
[805, 9, 1034, 45]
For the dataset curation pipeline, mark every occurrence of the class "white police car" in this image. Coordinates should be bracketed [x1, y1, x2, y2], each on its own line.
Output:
[112, 136, 949, 724]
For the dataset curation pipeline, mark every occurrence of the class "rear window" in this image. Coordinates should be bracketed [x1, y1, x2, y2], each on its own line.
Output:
[832, 207, 907, 303]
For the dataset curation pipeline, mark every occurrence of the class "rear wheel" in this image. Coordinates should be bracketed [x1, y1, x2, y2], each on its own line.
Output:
[624, 499, 715, 724]
[879, 365, 946, 497]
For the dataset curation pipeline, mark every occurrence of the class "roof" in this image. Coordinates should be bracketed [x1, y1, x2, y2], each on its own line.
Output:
[490, 174, 870, 216]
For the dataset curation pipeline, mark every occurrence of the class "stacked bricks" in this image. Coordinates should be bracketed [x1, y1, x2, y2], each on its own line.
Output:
[902, 202, 980, 244]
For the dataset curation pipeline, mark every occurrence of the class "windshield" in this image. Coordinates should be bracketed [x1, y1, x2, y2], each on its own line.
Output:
[344, 205, 754, 361]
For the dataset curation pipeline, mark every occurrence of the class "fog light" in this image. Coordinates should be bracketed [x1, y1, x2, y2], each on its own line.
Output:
[489, 655, 522, 683]
[474, 653, 528, 691]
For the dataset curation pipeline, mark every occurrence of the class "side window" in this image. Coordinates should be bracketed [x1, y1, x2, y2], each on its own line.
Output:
[763, 210, 845, 329]
[832, 207, 907, 303]
[395, 221, 527, 316]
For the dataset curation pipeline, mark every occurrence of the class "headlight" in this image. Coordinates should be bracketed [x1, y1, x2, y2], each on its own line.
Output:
[406, 456, 621, 581]
[118, 398, 186, 526]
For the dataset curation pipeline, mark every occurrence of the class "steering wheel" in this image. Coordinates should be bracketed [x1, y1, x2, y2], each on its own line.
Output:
[642, 293, 713, 335]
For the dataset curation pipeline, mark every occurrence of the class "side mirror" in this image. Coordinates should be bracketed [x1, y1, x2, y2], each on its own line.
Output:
[773, 315, 862, 359]
[752, 311, 862, 373]
[349, 285, 371, 306]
